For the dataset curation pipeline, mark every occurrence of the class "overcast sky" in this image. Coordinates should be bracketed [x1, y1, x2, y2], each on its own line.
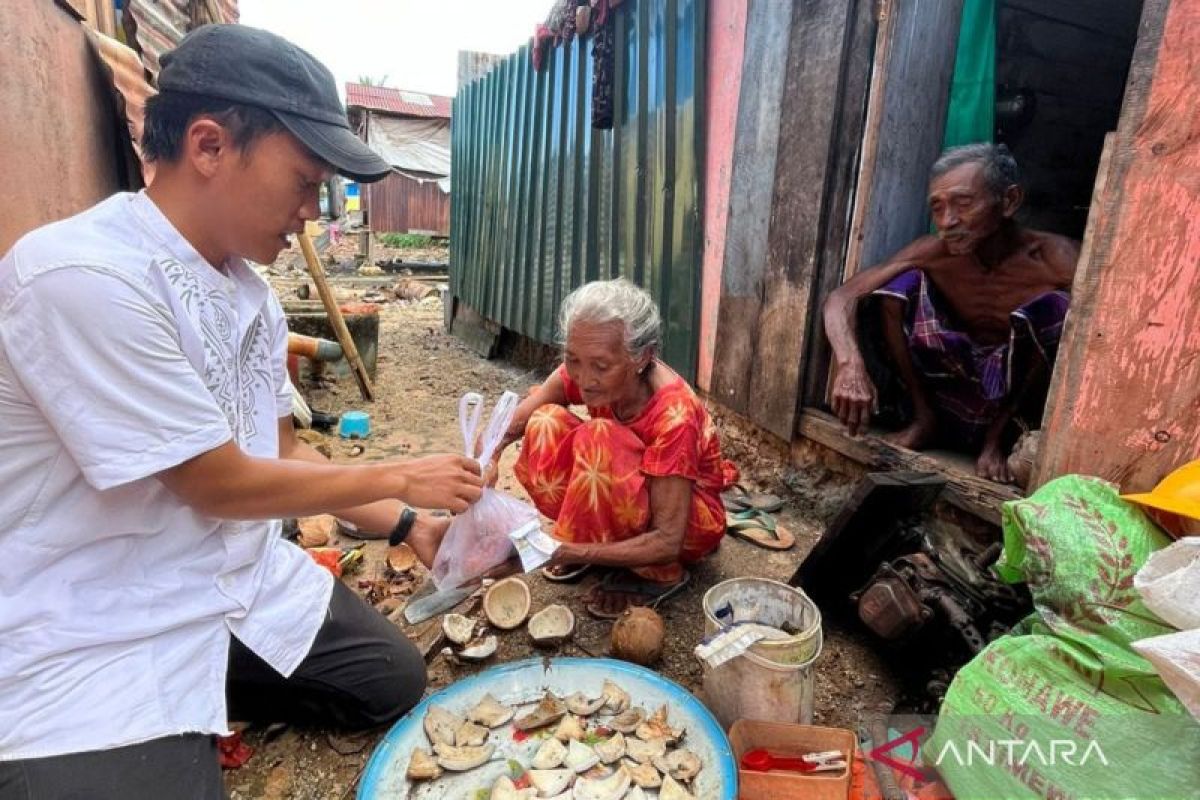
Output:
[239, 0, 554, 99]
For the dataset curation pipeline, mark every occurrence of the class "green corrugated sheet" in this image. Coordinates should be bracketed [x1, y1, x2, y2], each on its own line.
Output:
[450, 0, 706, 382]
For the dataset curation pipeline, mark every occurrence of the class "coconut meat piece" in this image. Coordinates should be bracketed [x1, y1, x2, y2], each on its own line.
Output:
[624, 735, 667, 764]
[527, 768, 573, 796]
[489, 775, 538, 799]
[514, 692, 568, 731]
[571, 764, 632, 800]
[659, 773, 697, 800]
[553, 713, 587, 742]
[634, 704, 681, 742]
[563, 738, 600, 773]
[564, 691, 606, 717]
[455, 719, 489, 747]
[467, 693, 515, 728]
[530, 736, 568, 770]
[442, 613, 475, 645]
[623, 758, 663, 789]
[592, 732, 626, 764]
[652, 749, 702, 782]
[405, 748, 442, 781]
[607, 707, 645, 734]
[600, 680, 630, 714]
[433, 742, 495, 771]
[423, 705, 463, 747]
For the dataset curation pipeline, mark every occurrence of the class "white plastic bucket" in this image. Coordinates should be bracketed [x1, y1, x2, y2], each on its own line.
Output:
[700, 578, 823, 729]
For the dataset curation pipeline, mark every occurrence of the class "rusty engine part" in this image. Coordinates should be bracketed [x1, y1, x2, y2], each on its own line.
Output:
[791, 472, 1031, 706]
[851, 548, 1023, 658]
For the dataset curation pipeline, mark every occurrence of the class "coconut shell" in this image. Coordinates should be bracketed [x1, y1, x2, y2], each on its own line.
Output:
[483, 577, 532, 630]
[610, 607, 665, 666]
[297, 514, 337, 548]
[386, 543, 418, 573]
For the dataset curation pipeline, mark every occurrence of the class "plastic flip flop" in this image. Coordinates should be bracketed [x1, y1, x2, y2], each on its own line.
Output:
[583, 570, 691, 620]
[721, 484, 784, 514]
[725, 509, 795, 551]
[540, 563, 593, 583]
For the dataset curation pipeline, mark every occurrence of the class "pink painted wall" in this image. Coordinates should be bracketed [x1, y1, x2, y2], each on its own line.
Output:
[1035, 0, 1200, 491]
[697, 0, 747, 393]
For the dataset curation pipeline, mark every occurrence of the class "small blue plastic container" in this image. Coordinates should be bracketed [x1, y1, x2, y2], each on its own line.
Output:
[338, 410, 371, 439]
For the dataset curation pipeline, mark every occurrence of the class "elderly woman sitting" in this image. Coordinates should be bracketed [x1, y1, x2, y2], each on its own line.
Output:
[487, 279, 732, 618]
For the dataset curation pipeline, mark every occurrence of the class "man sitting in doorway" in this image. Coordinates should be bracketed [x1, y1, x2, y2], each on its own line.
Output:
[823, 143, 1079, 482]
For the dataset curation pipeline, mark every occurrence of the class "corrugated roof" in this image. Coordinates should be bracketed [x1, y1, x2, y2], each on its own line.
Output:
[126, 0, 240, 80]
[345, 83, 453, 119]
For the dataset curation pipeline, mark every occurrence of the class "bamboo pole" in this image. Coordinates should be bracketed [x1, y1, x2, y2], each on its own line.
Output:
[296, 226, 375, 401]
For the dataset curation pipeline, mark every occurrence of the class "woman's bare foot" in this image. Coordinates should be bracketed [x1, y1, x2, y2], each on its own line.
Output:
[583, 587, 643, 618]
[543, 563, 580, 578]
[885, 413, 938, 450]
[581, 571, 689, 619]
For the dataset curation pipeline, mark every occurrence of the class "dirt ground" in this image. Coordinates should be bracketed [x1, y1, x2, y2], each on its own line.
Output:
[228, 253, 897, 799]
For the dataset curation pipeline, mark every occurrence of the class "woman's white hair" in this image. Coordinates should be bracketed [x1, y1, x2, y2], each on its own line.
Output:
[558, 278, 662, 360]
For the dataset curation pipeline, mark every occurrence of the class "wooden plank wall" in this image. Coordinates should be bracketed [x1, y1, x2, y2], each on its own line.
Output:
[366, 172, 451, 236]
[800, 1, 878, 406]
[996, 0, 1143, 237]
[844, 0, 964, 278]
[711, 0, 876, 440]
[1034, 0, 1200, 491]
[709, 0, 792, 416]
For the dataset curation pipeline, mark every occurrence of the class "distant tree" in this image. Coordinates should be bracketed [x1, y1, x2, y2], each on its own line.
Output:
[356, 74, 390, 87]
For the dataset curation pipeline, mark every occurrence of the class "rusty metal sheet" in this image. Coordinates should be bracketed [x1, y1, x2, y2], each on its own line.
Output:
[125, 0, 239, 80]
[85, 28, 155, 171]
[345, 84, 452, 119]
[366, 172, 451, 236]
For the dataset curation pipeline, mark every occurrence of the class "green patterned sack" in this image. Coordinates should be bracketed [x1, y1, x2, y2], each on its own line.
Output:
[926, 476, 1200, 799]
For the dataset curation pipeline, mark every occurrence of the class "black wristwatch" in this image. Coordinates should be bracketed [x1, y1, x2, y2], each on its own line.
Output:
[388, 508, 418, 547]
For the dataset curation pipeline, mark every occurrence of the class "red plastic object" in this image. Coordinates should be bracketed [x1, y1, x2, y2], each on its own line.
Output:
[338, 302, 379, 316]
[741, 748, 819, 773]
[217, 732, 254, 769]
[307, 548, 343, 577]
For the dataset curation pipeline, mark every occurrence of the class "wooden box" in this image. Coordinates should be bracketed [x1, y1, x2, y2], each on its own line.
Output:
[728, 720, 856, 800]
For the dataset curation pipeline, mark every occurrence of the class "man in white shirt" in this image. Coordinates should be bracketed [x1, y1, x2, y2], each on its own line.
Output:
[0, 25, 482, 799]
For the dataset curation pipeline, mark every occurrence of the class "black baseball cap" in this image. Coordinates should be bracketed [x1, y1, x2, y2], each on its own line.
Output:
[158, 24, 391, 183]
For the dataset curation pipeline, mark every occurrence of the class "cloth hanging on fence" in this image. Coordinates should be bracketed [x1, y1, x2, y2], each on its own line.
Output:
[544, 0, 577, 45]
[591, 0, 616, 129]
[532, 23, 554, 71]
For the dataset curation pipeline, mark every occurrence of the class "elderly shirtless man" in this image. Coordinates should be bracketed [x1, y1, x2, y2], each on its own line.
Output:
[824, 144, 1079, 482]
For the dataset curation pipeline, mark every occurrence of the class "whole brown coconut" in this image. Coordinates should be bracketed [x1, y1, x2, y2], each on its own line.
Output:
[610, 607, 665, 666]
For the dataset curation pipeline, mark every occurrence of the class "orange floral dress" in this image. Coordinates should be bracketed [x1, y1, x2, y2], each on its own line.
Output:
[514, 365, 733, 582]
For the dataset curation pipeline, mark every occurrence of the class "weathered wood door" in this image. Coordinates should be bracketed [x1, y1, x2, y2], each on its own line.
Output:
[795, 0, 965, 412]
[709, 0, 876, 440]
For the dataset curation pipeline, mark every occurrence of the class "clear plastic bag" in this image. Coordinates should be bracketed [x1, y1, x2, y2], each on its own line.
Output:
[431, 392, 540, 590]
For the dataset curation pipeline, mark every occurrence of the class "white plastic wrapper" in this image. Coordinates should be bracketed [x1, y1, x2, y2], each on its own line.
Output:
[1132, 537, 1200, 722]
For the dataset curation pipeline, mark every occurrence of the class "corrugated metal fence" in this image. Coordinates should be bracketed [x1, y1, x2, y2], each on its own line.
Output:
[450, 0, 705, 381]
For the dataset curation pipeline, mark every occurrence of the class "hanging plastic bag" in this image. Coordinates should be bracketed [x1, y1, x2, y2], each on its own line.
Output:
[431, 391, 541, 590]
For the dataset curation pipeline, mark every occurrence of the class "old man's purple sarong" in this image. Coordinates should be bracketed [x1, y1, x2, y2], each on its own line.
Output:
[873, 269, 1069, 444]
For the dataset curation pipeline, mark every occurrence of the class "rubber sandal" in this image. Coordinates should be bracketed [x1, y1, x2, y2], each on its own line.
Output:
[540, 563, 593, 583]
[583, 570, 691, 620]
[721, 484, 784, 514]
[725, 508, 795, 551]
